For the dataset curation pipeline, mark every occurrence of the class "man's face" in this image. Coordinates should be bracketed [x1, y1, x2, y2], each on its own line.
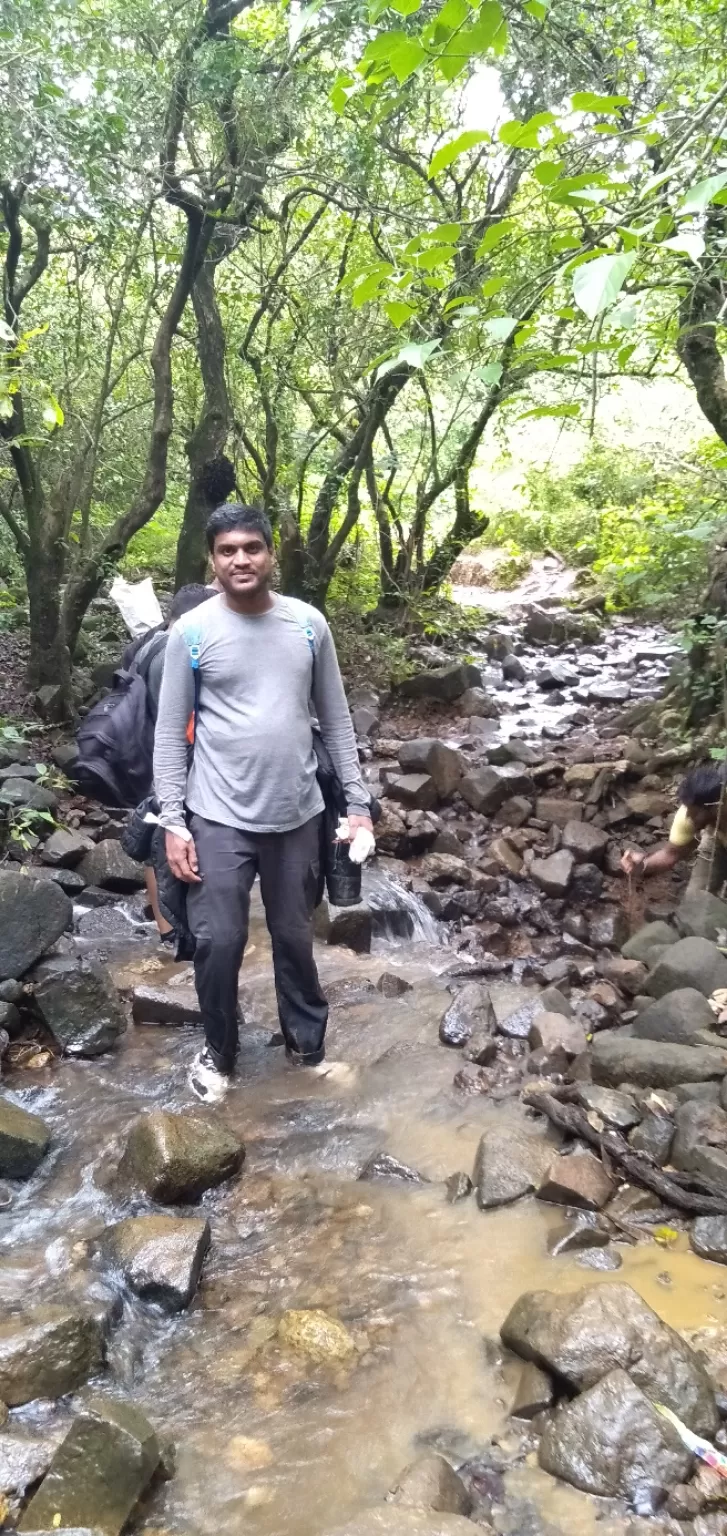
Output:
[211, 527, 273, 599]
[688, 803, 717, 833]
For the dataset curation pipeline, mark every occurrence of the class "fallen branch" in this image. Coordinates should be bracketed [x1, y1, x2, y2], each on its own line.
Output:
[526, 1088, 727, 1216]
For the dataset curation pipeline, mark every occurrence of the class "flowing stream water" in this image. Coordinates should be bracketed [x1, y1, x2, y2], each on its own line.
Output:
[2, 603, 724, 1536]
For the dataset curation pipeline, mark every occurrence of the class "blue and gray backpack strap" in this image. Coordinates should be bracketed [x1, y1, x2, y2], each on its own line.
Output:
[180, 622, 202, 743]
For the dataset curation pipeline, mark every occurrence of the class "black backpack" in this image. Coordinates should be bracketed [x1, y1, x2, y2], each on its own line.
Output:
[74, 633, 167, 808]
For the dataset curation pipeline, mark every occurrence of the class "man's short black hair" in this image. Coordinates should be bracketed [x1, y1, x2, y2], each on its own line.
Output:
[679, 762, 727, 807]
[206, 502, 273, 553]
[168, 584, 215, 625]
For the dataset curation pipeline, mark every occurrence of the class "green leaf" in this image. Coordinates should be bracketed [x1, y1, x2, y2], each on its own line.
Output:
[384, 299, 416, 328]
[368, 0, 390, 17]
[571, 91, 630, 113]
[376, 338, 442, 378]
[618, 342, 636, 367]
[362, 29, 408, 63]
[436, 0, 505, 75]
[352, 266, 393, 307]
[413, 244, 457, 270]
[390, 0, 422, 11]
[518, 403, 581, 420]
[435, 0, 470, 20]
[330, 72, 356, 113]
[524, 0, 549, 19]
[482, 315, 518, 342]
[429, 129, 490, 178]
[678, 172, 727, 216]
[533, 160, 561, 186]
[572, 251, 636, 320]
[664, 232, 705, 263]
[42, 395, 64, 429]
[481, 275, 507, 297]
[289, 0, 324, 49]
[421, 223, 461, 243]
[499, 111, 554, 150]
[389, 36, 428, 80]
[477, 363, 503, 385]
[476, 218, 514, 255]
[552, 233, 581, 252]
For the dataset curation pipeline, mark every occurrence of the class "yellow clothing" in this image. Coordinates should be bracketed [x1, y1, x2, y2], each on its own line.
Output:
[669, 804, 727, 849]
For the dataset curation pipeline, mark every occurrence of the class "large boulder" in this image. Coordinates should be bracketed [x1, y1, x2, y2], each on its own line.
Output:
[537, 1151, 614, 1211]
[118, 1110, 244, 1203]
[387, 1455, 471, 1516]
[459, 764, 534, 815]
[632, 988, 716, 1046]
[561, 821, 608, 867]
[676, 892, 727, 943]
[0, 874, 72, 981]
[671, 1100, 727, 1174]
[530, 850, 574, 897]
[691, 1216, 727, 1264]
[473, 1118, 559, 1209]
[40, 829, 96, 868]
[19, 1394, 160, 1536]
[385, 775, 437, 812]
[439, 984, 495, 1048]
[456, 687, 499, 719]
[646, 937, 727, 999]
[538, 1368, 691, 1499]
[77, 841, 145, 893]
[0, 1307, 105, 1407]
[131, 985, 203, 1026]
[591, 1033, 727, 1089]
[100, 1215, 211, 1313]
[0, 1424, 66, 1498]
[314, 900, 373, 954]
[397, 741, 463, 801]
[32, 959, 127, 1058]
[500, 1282, 718, 1434]
[0, 1097, 51, 1180]
[397, 663, 481, 703]
[524, 605, 601, 646]
[622, 921, 678, 967]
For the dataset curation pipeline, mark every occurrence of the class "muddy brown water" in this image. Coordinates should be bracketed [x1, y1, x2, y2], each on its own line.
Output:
[1, 611, 719, 1536]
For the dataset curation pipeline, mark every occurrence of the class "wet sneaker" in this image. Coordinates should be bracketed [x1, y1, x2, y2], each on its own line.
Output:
[189, 1048, 230, 1103]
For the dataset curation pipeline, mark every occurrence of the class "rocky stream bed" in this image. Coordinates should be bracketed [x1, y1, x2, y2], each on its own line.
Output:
[5, 596, 727, 1536]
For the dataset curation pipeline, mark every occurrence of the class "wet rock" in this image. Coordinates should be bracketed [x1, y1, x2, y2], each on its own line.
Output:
[536, 661, 579, 690]
[592, 1033, 727, 1089]
[386, 774, 438, 812]
[538, 1150, 614, 1210]
[498, 996, 544, 1040]
[591, 680, 631, 705]
[352, 705, 379, 738]
[622, 920, 678, 967]
[33, 959, 127, 1057]
[488, 838, 523, 878]
[528, 1013, 587, 1058]
[646, 937, 727, 999]
[323, 1510, 480, 1535]
[0, 1307, 104, 1407]
[118, 1110, 244, 1203]
[31, 865, 88, 897]
[547, 1213, 611, 1256]
[101, 1215, 211, 1313]
[277, 1309, 356, 1364]
[388, 1454, 472, 1516]
[359, 1152, 427, 1185]
[501, 1282, 718, 1433]
[598, 955, 648, 996]
[445, 1172, 473, 1203]
[456, 687, 500, 719]
[524, 606, 599, 646]
[315, 900, 373, 954]
[692, 1216, 727, 1264]
[672, 1098, 727, 1169]
[676, 892, 727, 944]
[0, 873, 72, 982]
[570, 863, 604, 902]
[131, 984, 203, 1026]
[510, 1361, 554, 1420]
[77, 841, 145, 893]
[502, 652, 526, 683]
[563, 762, 602, 789]
[0, 1097, 51, 1179]
[398, 741, 464, 801]
[540, 986, 573, 1017]
[439, 984, 495, 1048]
[494, 796, 532, 829]
[376, 973, 413, 998]
[575, 1085, 641, 1131]
[460, 764, 534, 815]
[0, 778, 58, 812]
[474, 1119, 559, 1209]
[577, 1246, 622, 1270]
[530, 850, 574, 897]
[463, 1032, 498, 1067]
[629, 1113, 675, 1164]
[538, 1367, 690, 1499]
[398, 663, 480, 703]
[589, 910, 629, 950]
[0, 1425, 66, 1497]
[417, 853, 475, 888]
[632, 987, 715, 1045]
[19, 1394, 160, 1535]
[40, 829, 96, 868]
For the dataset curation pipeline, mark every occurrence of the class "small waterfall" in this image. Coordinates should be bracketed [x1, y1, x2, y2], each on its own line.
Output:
[363, 867, 441, 944]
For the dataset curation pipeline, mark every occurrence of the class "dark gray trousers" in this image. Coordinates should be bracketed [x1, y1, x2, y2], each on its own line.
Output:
[186, 812, 327, 1072]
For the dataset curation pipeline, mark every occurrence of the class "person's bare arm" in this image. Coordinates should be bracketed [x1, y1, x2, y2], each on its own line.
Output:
[621, 841, 693, 877]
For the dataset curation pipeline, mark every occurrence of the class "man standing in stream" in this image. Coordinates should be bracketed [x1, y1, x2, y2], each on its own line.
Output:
[153, 503, 374, 1103]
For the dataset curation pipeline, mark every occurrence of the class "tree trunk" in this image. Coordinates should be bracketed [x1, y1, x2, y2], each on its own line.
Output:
[677, 273, 727, 448]
[421, 467, 488, 592]
[25, 544, 71, 694]
[174, 252, 231, 588]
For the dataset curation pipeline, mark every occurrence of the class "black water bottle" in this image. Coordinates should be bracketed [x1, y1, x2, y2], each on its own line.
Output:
[326, 832, 362, 907]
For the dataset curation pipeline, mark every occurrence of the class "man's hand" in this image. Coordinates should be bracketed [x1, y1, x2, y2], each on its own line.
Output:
[165, 830, 202, 883]
[620, 848, 645, 877]
[347, 813, 374, 839]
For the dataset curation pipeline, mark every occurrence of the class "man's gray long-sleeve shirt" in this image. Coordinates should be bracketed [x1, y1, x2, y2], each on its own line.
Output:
[153, 593, 369, 834]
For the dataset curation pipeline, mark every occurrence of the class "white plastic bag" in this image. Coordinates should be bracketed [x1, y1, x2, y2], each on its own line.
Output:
[109, 576, 163, 638]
